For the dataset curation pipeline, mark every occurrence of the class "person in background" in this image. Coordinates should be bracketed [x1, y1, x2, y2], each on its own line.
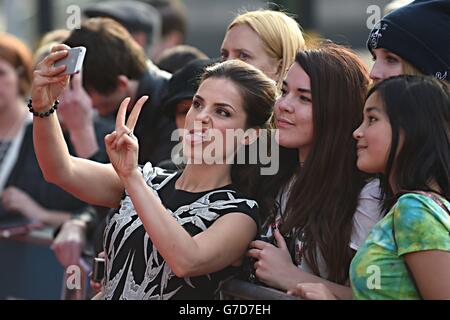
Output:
[63, 17, 174, 165]
[82, 0, 172, 94]
[221, 9, 306, 90]
[143, 0, 187, 61]
[157, 58, 215, 171]
[34, 29, 71, 61]
[156, 45, 208, 74]
[367, 0, 449, 83]
[162, 58, 214, 130]
[83, 0, 162, 58]
[0, 33, 100, 229]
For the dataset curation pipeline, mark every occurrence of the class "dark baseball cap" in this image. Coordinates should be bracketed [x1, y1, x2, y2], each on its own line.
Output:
[162, 58, 217, 116]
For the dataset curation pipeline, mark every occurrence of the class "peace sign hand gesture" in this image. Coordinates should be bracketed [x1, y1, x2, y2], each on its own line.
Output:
[105, 96, 148, 180]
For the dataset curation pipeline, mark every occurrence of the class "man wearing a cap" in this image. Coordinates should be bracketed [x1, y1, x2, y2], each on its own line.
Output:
[162, 58, 213, 130]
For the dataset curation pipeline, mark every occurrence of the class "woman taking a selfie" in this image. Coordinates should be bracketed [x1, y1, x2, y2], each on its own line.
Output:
[31, 44, 277, 299]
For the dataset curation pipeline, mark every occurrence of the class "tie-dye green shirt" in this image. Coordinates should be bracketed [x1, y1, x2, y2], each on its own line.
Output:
[350, 193, 450, 300]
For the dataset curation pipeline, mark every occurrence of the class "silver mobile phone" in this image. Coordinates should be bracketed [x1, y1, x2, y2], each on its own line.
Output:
[92, 257, 105, 283]
[54, 46, 86, 75]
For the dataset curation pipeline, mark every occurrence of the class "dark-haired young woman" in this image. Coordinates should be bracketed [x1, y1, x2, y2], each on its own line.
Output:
[290, 76, 450, 300]
[247, 43, 383, 300]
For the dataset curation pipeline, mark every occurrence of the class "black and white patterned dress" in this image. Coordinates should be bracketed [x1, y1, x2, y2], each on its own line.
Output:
[103, 163, 259, 300]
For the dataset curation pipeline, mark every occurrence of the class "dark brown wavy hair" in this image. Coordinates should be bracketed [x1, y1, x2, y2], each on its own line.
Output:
[201, 60, 277, 196]
[267, 42, 371, 284]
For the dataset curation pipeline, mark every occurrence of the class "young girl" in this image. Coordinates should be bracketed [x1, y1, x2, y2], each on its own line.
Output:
[367, 0, 449, 83]
[350, 76, 450, 299]
[221, 10, 306, 89]
[247, 43, 382, 300]
[31, 45, 277, 299]
[290, 76, 450, 299]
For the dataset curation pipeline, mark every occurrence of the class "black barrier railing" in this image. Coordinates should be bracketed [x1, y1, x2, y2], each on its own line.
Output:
[219, 278, 301, 300]
[62, 275, 302, 300]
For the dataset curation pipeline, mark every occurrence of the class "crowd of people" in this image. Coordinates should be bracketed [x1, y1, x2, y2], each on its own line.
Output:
[0, 0, 448, 300]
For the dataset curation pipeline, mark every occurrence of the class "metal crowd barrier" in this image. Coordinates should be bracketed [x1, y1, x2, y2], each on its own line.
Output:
[219, 278, 301, 300]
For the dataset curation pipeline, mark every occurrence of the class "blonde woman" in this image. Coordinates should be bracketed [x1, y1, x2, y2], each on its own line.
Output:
[220, 10, 306, 90]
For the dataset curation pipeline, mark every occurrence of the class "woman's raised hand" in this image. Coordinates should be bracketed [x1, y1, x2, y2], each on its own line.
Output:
[31, 44, 71, 112]
[105, 96, 148, 180]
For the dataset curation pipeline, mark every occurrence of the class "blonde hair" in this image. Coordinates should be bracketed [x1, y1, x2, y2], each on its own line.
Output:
[36, 29, 70, 49]
[402, 59, 425, 76]
[34, 29, 70, 67]
[384, 0, 414, 15]
[228, 10, 306, 89]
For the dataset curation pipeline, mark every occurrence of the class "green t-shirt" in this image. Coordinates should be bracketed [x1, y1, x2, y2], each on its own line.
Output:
[350, 193, 450, 300]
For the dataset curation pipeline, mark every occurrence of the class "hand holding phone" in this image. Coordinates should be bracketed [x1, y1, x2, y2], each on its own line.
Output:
[31, 44, 77, 112]
[92, 257, 105, 283]
[54, 46, 86, 75]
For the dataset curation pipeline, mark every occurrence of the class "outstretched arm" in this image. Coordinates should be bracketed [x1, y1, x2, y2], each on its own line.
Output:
[31, 44, 123, 208]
